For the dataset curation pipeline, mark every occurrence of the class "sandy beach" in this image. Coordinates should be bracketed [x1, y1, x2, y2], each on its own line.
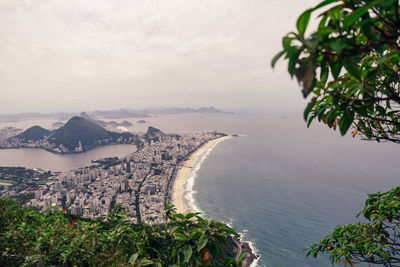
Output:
[171, 136, 230, 213]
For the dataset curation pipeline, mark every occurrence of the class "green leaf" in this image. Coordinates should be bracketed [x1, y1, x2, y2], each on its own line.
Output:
[330, 61, 342, 79]
[318, 15, 329, 30]
[219, 226, 239, 237]
[377, 55, 388, 65]
[314, 0, 339, 10]
[188, 230, 199, 240]
[330, 39, 346, 55]
[316, 106, 326, 121]
[185, 212, 200, 219]
[307, 115, 316, 128]
[182, 245, 192, 263]
[304, 100, 315, 121]
[326, 109, 337, 127]
[343, 1, 378, 28]
[319, 63, 329, 86]
[343, 57, 361, 80]
[195, 215, 208, 225]
[171, 226, 181, 234]
[271, 51, 286, 68]
[339, 112, 354, 135]
[238, 252, 248, 263]
[197, 236, 208, 252]
[174, 233, 187, 241]
[173, 213, 184, 220]
[129, 253, 138, 265]
[365, 69, 378, 80]
[138, 260, 154, 266]
[376, 106, 386, 116]
[379, 0, 397, 8]
[288, 50, 301, 77]
[282, 36, 294, 49]
[297, 9, 313, 36]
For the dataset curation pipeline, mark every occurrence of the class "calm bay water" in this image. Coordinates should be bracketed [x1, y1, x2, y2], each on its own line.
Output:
[0, 145, 136, 171]
[0, 112, 398, 266]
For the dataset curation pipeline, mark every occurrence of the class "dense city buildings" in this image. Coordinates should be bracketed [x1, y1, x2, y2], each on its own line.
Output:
[1, 128, 226, 225]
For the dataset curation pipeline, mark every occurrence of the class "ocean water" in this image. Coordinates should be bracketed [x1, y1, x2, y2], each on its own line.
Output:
[1, 112, 399, 266]
[169, 112, 399, 267]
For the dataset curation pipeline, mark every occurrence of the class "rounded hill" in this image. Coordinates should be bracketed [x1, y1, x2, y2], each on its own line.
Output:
[15, 126, 50, 141]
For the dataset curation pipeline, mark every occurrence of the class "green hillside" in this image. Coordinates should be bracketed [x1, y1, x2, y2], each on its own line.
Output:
[15, 126, 50, 141]
[48, 116, 134, 151]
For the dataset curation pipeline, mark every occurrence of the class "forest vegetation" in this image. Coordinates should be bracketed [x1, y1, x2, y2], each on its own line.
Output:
[0, 198, 246, 266]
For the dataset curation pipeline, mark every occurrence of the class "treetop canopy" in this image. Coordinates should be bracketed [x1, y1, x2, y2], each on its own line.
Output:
[273, 0, 400, 142]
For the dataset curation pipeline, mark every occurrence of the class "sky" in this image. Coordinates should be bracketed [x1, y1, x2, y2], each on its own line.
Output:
[0, 0, 319, 114]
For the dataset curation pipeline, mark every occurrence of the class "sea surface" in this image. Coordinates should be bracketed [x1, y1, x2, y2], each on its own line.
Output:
[1, 112, 399, 266]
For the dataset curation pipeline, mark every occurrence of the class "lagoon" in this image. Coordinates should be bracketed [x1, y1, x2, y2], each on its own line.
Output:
[0, 144, 136, 171]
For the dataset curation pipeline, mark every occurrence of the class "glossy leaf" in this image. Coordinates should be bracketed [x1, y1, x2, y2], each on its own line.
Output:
[271, 51, 286, 68]
[182, 245, 192, 263]
[197, 236, 208, 252]
[297, 9, 313, 36]
[343, 1, 378, 28]
[339, 112, 354, 136]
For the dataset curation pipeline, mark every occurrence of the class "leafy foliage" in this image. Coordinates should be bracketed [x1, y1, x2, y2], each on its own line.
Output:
[0, 199, 245, 266]
[273, 0, 400, 265]
[306, 187, 400, 266]
[273, 0, 400, 142]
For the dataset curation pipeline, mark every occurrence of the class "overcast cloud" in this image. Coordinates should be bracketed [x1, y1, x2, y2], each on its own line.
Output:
[0, 0, 319, 113]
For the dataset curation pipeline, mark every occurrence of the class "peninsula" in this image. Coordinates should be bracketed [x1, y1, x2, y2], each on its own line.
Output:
[0, 116, 137, 154]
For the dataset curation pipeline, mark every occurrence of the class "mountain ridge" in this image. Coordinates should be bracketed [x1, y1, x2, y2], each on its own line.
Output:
[4, 117, 136, 154]
[48, 116, 135, 152]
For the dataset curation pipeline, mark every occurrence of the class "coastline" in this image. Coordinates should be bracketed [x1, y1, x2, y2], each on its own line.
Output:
[170, 136, 229, 213]
[169, 135, 260, 266]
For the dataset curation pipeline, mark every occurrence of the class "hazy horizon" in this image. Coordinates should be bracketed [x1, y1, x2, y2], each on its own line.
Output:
[0, 0, 319, 114]
[0, 105, 306, 116]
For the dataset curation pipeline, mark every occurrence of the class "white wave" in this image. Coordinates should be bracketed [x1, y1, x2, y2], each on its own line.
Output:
[181, 136, 264, 266]
[237, 229, 262, 267]
[248, 240, 262, 267]
[182, 137, 230, 214]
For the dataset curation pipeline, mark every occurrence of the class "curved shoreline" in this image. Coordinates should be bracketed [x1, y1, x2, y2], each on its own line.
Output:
[170, 136, 229, 213]
[169, 135, 260, 266]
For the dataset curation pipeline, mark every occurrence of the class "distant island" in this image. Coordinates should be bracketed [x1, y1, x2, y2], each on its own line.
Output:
[0, 106, 232, 122]
[79, 112, 133, 128]
[51, 112, 133, 129]
[0, 116, 137, 154]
